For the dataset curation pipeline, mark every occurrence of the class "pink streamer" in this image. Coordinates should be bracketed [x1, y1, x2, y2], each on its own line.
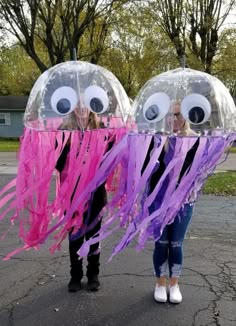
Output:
[0, 127, 127, 258]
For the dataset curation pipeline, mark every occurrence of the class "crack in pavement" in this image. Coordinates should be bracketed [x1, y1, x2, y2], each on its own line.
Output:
[186, 264, 235, 326]
[191, 302, 212, 326]
[102, 272, 153, 278]
[0, 267, 62, 325]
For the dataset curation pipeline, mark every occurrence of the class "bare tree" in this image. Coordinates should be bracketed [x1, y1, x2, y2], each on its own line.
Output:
[0, 0, 129, 72]
[149, 0, 186, 64]
[147, 0, 236, 73]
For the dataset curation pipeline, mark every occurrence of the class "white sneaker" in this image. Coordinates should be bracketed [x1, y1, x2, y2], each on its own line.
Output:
[154, 285, 167, 303]
[169, 284, 182, 303]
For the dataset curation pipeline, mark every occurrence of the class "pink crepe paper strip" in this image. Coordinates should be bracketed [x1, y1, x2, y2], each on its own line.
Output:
[1, 127, 127, 259]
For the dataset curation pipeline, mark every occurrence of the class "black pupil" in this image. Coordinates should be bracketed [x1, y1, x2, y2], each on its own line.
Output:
[188, 106, 205, 123]
[145, 105, 159, 121]
[56, 98, 71, 114]
[90, 97, 103, 113]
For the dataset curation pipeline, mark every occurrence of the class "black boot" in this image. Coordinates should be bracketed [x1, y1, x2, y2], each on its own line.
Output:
[87, 251, 100, 291]
[68, 238, 84, 292]
[68, 278, 82, 292]
[87, 275, 100, 291]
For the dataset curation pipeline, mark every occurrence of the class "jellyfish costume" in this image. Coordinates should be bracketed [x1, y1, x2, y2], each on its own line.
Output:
[77, 68, 236, 260]
[1, 67, 236, 260]
[0, 61, 130, 258]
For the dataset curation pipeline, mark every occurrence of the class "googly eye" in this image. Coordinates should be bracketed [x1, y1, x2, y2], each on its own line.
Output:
[143, 93, 170, 123]
[51, 86, 78, 116]
[181, 94, 211, 124]
[84, 85, 109, 114]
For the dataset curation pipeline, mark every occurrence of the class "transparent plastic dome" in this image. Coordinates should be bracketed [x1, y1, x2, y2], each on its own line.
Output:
[131, 68, 236, 135]
[24, 61, 131, 130]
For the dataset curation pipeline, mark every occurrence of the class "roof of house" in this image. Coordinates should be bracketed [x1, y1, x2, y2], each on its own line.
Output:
[0, 96, 28, 111]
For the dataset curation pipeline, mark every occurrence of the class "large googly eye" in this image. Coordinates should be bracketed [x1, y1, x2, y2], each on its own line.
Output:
[51, 86, 78, 115]
[143, 93, 170, 123]
[181, 94, 211, 124]
[84, 85, 109, 114]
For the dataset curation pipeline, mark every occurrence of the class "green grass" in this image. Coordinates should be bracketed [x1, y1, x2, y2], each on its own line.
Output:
[0, 139, 20, 152]
[229, 147, 236, 153]
[203, 171, 236, 196]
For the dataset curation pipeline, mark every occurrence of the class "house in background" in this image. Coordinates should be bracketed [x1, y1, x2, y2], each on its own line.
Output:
[0, 96, 28, 138]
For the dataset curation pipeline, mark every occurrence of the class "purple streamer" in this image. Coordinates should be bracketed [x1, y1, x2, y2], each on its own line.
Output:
[79, 133, 236, 260]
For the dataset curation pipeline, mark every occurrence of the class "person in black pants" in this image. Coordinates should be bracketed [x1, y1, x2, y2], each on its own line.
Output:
[68, 183, 107, 292]
[56, 106, 107, 292]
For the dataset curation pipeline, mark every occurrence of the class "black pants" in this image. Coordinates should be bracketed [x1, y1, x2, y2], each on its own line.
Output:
[69, 185, 107, 281]
[69, 217, 101, 280]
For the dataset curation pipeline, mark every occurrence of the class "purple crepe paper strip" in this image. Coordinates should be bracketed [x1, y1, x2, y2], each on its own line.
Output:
[138, 135, 233, 250]
[79, 134, 166, 257]
[78, 133, 161, 257]
[79, 133, 236, 260]
[110, 137, 191, 256]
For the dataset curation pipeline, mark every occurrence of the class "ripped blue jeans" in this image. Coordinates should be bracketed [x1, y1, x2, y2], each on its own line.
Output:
[153, 204, 193, 278]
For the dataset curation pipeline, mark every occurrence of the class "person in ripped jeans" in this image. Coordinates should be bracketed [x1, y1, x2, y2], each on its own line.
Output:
[147, 100, 199, 303]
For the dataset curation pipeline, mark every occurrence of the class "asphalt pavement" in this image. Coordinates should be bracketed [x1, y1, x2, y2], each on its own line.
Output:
[0, 153, 235, 326]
